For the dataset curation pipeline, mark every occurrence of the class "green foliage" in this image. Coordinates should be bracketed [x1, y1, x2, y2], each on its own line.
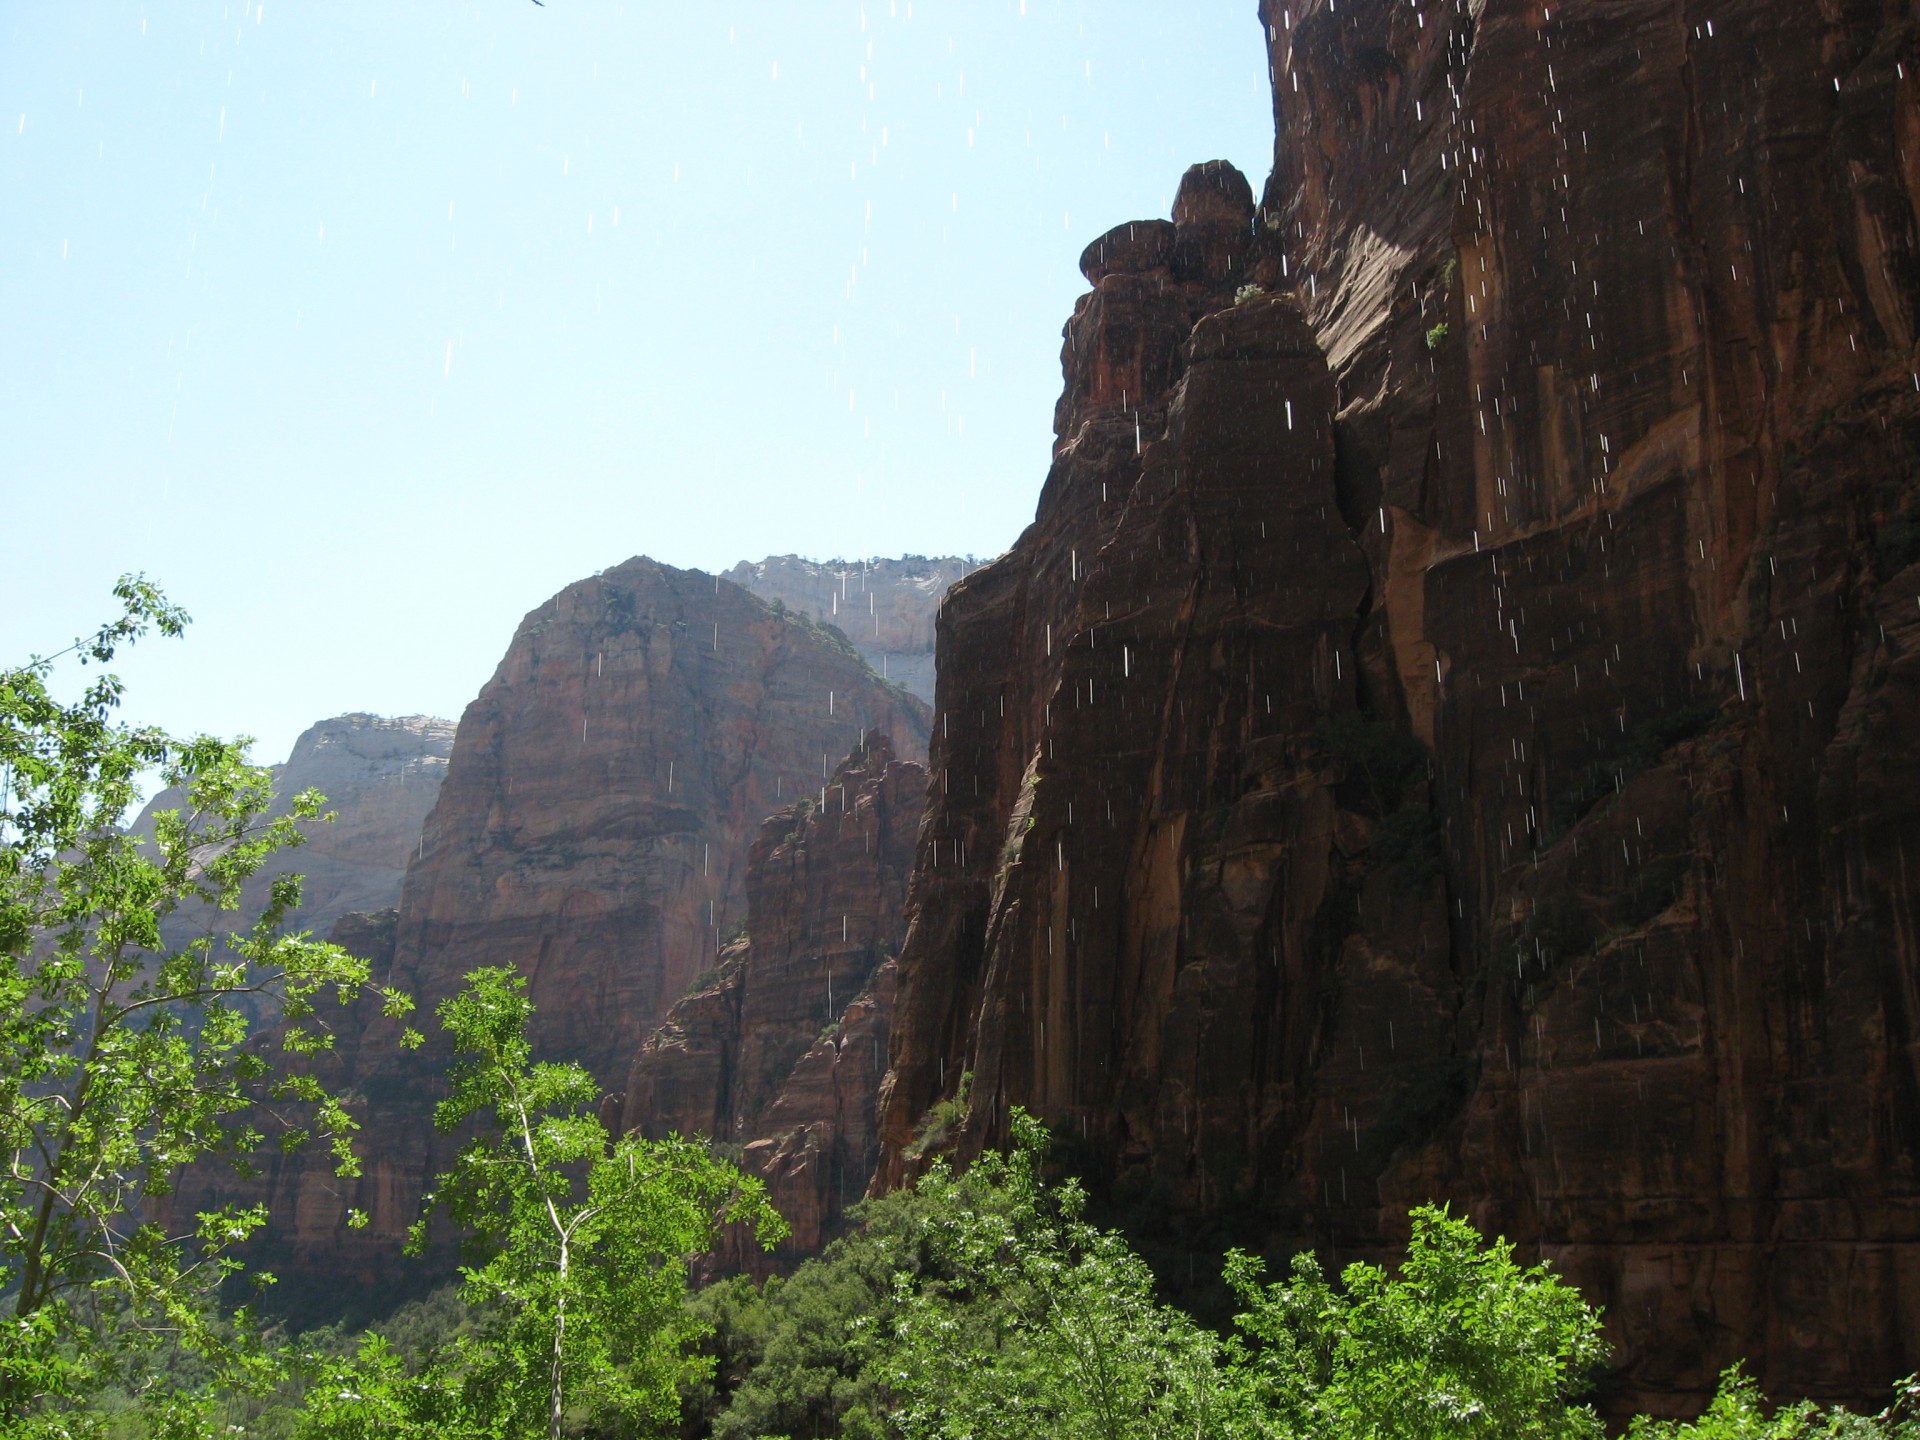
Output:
[1425, 322, 1451, 351]
[698, 1116, 1772, 1440]
[1320, 714, 1439, 882]
[901, 1071, 969, 1160]
[0, 579, 415, 1431]
[298, 968, 786, 1440]
[1625, 1366, 1919, 1439]
[684, 952, 742, 1000]
[1224, 1205, 1608, 1439]
[781, 795, 818, 848]
[695, 1113, 1235, 1440]
[692, 1179, 999, 1440]
[764, 596, 863, 662]
[877, 1111, 1241, 1440]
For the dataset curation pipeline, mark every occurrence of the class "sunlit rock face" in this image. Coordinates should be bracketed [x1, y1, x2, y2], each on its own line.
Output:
[724, 554, 977, 705]
[877, 0, 1920, 1418]
[160, 557, 929, 1318]
[385, 557, 927, 1083]
[625, 733, 923, 1270]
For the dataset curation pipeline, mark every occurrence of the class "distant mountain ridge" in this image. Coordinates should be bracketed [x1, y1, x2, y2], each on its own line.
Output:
[725, 554, 978, 704]
[157, 556, 931, 1318]
[128, 713, 454, 1004]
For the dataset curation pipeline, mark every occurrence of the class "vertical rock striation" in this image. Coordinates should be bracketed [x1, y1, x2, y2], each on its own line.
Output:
[878, 1, 1920, 1418]
[166, 558, 927, 1315]
[626, 733, 923, 1266]
[388, 557, 925, 1084]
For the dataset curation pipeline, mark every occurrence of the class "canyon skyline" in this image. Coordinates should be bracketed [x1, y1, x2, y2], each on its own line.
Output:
[84, 0, 1920, 1424]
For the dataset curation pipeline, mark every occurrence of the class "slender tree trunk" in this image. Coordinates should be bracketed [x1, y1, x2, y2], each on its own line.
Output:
[17, 1005, 104, 1322]
[549, 1238, 568, 1440]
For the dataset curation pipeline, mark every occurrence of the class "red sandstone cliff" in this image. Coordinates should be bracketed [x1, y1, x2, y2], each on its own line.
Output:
[163, 558, 928, 1313]
[626, 733, 922, 1267]
[877, 2, 1920, 1418]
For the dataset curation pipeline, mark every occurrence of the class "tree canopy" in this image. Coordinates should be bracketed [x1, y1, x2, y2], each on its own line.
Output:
[0, 579, 414, 1431]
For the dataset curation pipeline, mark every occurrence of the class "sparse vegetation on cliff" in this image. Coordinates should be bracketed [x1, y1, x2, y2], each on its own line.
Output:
[902, 1070, 971, 1160]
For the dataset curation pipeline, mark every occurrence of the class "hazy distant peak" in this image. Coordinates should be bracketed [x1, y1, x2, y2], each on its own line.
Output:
[283, 713, 457, 771]
[721, 554, 980, 705]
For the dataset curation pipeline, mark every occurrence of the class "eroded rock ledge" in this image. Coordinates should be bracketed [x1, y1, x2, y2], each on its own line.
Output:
[626, 732, 923, 1268]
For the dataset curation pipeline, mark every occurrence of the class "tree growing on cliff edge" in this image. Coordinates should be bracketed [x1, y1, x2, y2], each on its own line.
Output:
[296, 967, 786, 1440]
[0, 578, 417, 1433]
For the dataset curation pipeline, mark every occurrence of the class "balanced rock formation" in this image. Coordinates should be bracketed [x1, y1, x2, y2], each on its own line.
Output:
[167, 558, 928, 1314]
[626, 732, 922, 1267]
[725, 554, 976, 704]
[877, 0, 1920, 1419]
[128, 713, 453, 1017]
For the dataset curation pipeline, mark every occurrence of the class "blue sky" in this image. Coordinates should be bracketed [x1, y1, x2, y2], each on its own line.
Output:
[2, 1, 1274, 765]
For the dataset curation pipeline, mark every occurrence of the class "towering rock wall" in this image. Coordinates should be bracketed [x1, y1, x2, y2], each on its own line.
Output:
[387, 557, 925, 1082]
[878, 1, 1920, 1419]
[164, 558, 928, 1315]
[725, 554, 976, 705]
[625, 732, 923, 1266]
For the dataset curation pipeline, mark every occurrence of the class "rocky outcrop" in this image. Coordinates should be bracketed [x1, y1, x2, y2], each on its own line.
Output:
[725, 555, 976, 704]
[165, 558, 928, 1314]
[383, 558, 925, 1084]
[878, 1, 1920, 1419]
[626, 733, 922, 1266]
[129, 713, 453, 1008]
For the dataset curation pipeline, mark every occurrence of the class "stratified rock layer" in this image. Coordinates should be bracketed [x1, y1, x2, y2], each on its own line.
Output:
[626, 733, 922, 1267]
[877, 2, 1920, 1417]
[725, 555, 976, 704]
[169, 558, 928, 1312]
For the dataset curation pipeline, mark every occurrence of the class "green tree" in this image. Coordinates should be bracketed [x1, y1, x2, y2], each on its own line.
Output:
[1224, 1204, 1608, 1440]
[0, 578, 416, 1431]
[1624, 1366, 1918, 1440]
[869, 1110, 1242, 1440]
[298, 967, 786, 1440]
[693, 1162, 1018, 1440]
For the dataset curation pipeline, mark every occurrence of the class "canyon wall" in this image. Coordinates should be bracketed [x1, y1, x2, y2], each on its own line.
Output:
[129, 713, 453, 1001]
[625, 731, 922, 1267]
[163, 557, 928, 1316]
[877, 0, 1920, 1418]
[725, 554, 976, 704]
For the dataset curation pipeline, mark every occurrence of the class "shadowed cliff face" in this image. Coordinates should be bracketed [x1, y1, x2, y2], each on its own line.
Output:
[625, 733, 923, 1268]
[878, 1, 1920, 1418]
[159, 557, 928, 1316]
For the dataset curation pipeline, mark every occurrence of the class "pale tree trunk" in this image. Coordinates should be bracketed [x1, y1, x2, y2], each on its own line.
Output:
[549, 1236, 569, 1440]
